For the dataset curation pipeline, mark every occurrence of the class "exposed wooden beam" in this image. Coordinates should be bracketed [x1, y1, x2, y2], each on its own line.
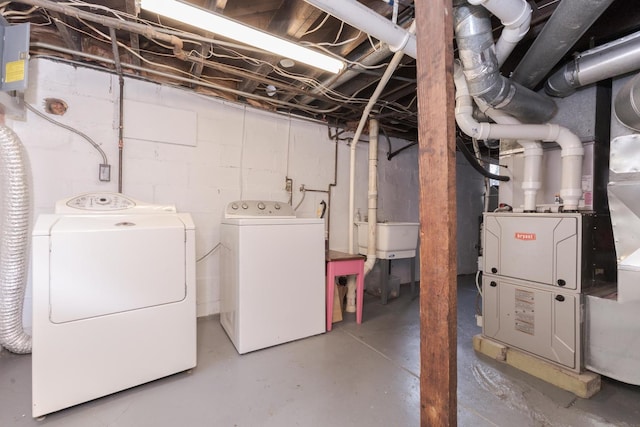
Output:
[50, 12, 81, 57]
[124, 0, 141, 68]
[415, 0, 457, 426]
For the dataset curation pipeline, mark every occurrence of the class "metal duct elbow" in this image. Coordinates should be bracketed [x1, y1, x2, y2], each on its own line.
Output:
[454, 4, 556, 124]
[0, 125, 32, 354]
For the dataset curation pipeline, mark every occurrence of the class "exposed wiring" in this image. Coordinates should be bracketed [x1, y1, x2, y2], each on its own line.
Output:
[301, 12, 331, 37]
[25, 103, 108, 164]
[197, 242, 221, 263]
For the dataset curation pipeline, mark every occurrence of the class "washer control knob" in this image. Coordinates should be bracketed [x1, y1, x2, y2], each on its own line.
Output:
[274, 203, 281, 210]
[241, 203, 248, 209]
[231, 203, 239, 210]
[257, 202, 266, 210]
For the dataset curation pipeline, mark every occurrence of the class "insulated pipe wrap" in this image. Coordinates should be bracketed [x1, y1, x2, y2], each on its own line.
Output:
[0, 125, 32, 354]
[454, 4, 556, 123]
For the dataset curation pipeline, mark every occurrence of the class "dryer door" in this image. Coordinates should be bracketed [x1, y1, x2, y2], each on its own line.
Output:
[49, 215, 186, 323]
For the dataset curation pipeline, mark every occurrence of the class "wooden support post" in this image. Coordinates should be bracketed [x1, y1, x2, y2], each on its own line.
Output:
[415, 1, 457, 426]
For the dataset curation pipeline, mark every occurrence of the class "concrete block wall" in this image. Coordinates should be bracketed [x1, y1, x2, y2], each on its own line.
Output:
[5, 58, 483, 329]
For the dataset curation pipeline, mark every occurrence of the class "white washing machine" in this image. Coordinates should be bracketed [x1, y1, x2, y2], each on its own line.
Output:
[32, 193, 196, 417]
[220, 200, 325, 354]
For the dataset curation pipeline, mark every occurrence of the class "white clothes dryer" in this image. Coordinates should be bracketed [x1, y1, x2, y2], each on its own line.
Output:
[220, 200, 325, 354]
[32, 192, 196, 417]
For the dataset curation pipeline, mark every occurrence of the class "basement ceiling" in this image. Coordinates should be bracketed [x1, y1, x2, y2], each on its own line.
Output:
[3, 0, 640, 141]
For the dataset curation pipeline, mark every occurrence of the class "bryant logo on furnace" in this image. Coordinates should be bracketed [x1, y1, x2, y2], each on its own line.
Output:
[515, 232, 536, 241]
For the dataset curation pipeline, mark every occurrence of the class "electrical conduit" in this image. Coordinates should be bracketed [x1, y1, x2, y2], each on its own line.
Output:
[454, 63, 584, 211]
[0, 125, 32, 354]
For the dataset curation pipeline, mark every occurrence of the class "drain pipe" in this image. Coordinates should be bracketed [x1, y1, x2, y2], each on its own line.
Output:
[342, 21, 415, 313]
[0, 125, 32, 354]
[347, 21, 416, 256]
[346, 118, 379, 312]
[454, 63, 584, 211]
[511, 0, 615, 89]
[469, 0, 532, 66]
[303, 0, 416, 59]
[454, 3, 556, 124]
[546, 31, 640, 98]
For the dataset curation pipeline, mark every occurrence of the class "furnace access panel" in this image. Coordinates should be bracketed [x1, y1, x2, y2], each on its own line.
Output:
[483, 212, 586, 291]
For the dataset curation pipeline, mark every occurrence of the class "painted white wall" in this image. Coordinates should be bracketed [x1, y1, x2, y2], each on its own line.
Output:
[6, 58, 483, 329]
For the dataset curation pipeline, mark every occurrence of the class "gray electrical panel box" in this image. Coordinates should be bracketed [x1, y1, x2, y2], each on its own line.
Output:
[0, 17, 30, 92]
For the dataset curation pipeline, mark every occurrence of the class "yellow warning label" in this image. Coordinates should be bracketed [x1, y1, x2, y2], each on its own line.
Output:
[5, 60, 25, 83]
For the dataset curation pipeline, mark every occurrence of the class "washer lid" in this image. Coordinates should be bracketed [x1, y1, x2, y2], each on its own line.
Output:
[49, 215, 187, 323]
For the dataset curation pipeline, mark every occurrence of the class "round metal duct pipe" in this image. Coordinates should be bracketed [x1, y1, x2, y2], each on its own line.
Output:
[511, 0, 615, 89]
[615, 73, 640, 131]
[546, 31, 640, 98]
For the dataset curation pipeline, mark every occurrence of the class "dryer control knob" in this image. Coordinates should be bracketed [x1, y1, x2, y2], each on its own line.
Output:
[274, 203, 281, 210]
[241, 203, 248, 209]
[257, 202, 266, 210]
[231, 203, 239, 210]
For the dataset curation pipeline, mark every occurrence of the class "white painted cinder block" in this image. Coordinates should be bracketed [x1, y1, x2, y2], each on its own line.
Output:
[12, 58, 483, 328]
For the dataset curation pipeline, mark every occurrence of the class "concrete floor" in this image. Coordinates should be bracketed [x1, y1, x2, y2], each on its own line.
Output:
[1, 275, 639, 426]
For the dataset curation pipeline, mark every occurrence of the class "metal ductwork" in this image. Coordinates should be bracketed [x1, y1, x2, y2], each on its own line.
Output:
[615, 72, 640, 131]
[546, 31, 640, 98]
[0, 125, 32, 354]
[511, 0, 615, 89]
[454, 4, 556, 124]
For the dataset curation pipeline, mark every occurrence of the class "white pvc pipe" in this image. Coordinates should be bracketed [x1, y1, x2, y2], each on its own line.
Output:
[347, 21, 416, 254]
[469, 0, 532, 66]
[477, 103, 543, 211]
[454, 64, 584, 211]
[365, 119, 379, 275]
[303, 0, 416, 59]
[347, 118, 380, 312]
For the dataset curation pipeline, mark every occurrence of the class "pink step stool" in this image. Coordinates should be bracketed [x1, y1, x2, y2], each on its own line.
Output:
[325, 250, 365, 332]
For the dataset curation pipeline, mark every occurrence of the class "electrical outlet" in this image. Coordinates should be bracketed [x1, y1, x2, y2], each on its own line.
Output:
[476, 314, 483, 328]
[285, 178, 292, 192]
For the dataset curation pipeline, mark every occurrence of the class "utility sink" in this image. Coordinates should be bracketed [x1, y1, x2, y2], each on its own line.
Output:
[356, 221, 419, 259]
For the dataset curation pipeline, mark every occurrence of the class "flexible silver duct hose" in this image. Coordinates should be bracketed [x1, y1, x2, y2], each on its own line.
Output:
[0, 125, 32, 354]
[453, 4, 556, 124]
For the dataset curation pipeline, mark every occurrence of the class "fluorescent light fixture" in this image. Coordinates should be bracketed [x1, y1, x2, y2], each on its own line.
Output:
[140, 0, 345, 74]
